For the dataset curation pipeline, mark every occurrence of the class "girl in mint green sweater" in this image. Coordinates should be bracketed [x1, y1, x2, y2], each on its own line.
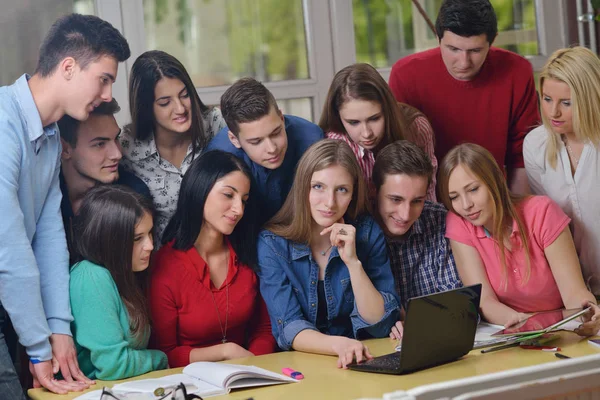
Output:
[69, 185, 168, 380]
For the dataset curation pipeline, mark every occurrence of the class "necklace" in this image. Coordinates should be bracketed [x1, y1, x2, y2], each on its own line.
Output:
[210, 282, 229, 343]
[562, 135, 580, 166]
[209, 254, 230, 344]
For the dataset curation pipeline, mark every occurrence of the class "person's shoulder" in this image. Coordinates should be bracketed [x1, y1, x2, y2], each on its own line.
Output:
[392, 48, 440, 72]
[354, 214, 383, 238]
[490, 47, 531, 66]
[0, 85, 18, 116]
[70, 260, 115, 287]
[205, 125, 242, 153]
[204, 106, 223, 122]
[259, 228, 286, 244]
[257, 228, 293, 255]
[117, 166, 151, 197]
[521, 194, 555, 211]
[420, 201, 449, 227]
[519, 195, 567, 232]
[154, 241, 184, 266]
[119, 125, 155, 161]
[202, 107, 227, 137]
[445, 210, 476, 234]
[524, 125, 549, 148]
[0, 85, 22, 135]
[489, 48, 534, 81]
[284, 115, 324, 140]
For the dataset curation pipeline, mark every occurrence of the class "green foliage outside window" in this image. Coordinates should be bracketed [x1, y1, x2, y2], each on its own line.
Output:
[354, 0, 538, 68]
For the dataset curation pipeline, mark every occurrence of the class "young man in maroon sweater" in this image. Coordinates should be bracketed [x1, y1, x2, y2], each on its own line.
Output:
[389, 0, 539, 194]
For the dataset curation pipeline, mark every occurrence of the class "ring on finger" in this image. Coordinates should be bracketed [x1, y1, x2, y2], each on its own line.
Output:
[339, 228, 347, 235]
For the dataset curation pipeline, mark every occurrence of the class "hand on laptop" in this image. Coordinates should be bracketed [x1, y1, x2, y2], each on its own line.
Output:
[331, 337, 373, 369]
[574, 301, 600, 337]
[389, 321, 404, 340]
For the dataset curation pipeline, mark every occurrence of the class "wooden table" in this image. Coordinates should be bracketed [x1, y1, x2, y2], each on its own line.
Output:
[28, 332, 600, 400]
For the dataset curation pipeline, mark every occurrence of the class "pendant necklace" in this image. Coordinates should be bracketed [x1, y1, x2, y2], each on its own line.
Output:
[562, 135, 580, 166]
[210, 282, 229, 343]
[210, 258, 229, 343]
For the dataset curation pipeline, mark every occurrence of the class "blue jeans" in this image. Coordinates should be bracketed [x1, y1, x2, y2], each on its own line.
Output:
[0, 304, 26, 400]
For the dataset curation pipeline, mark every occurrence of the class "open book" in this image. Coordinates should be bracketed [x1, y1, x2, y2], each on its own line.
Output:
[74, 362, 297, 399]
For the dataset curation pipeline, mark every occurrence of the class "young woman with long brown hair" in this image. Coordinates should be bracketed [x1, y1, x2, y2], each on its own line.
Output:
[257, 139, 399, 368]
[439, 143, 600, 335]
[69, 185, 167, 380]
[319, 63, 437, 201]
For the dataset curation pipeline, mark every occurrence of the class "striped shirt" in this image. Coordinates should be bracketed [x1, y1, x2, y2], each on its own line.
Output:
[326, 114, 437, 202]
[386, 201, 462, 310]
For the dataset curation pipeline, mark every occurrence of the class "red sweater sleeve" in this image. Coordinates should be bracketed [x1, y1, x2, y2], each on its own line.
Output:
[506, 61, 540, 169]
[149, 254, 193, 368]
[246, 294, 277, 355]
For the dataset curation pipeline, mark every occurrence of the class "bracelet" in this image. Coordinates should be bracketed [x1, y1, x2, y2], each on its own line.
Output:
[30, 358, 42, 365]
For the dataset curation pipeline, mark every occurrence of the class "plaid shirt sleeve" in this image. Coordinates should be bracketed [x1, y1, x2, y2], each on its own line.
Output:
[386, 203, 462, 310]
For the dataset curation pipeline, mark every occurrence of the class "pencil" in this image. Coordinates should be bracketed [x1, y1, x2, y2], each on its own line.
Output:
[480, 341, 520, 354]
[554, 353, 570, 359]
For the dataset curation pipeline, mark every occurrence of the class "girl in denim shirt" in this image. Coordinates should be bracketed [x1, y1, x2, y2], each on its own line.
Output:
[257, 139, 400, 368]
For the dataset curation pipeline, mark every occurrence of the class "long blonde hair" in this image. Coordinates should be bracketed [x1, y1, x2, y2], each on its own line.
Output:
[539, 46, 600, 169]
[266, 139, 369, 244]
[438, 144, 531, 287]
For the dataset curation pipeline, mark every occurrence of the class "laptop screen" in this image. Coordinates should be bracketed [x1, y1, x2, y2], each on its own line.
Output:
[398, 284, 482, 373]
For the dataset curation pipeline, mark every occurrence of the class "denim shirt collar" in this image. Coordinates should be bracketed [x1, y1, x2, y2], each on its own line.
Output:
[290, 242, 341, 261]
[14, 74, 58, 145]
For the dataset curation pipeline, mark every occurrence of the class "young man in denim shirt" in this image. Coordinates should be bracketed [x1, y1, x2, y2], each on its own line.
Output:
[0, 14, 129, 397]
[373, 141, 462, 340]
[205, 77, 324, 222]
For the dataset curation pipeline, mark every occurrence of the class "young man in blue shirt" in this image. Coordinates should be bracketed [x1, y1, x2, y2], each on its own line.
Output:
[58, 98, 150, 261]
[205, 77, 323, 221]
[0, 14, 129, 397]
[372, 141, 462, 339]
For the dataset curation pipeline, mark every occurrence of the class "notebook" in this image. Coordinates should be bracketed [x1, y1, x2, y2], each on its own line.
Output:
[348, 284, 482, 375]
[74, 362, 297, 399]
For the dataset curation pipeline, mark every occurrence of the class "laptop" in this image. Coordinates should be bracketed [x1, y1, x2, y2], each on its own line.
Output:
[348, 284, 482, 375]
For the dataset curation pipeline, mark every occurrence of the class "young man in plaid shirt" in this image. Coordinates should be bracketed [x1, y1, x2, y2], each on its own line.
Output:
[373, 140, 462, 339]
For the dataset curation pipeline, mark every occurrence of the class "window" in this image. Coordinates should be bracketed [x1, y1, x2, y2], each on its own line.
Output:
[353, 0, 538, 69]
[0, 0, 94, 86]
[143, 0, 310, 87]
[126, 0, 332, 122]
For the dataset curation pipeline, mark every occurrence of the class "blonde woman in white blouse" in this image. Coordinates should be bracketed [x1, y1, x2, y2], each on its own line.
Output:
[524, 46, 600, 297]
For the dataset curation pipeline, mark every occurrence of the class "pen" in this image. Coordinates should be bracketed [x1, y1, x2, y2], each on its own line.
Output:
[555, 353, 571, 359]
[519, 345, 560, 351]
[480, 341, 520, 354]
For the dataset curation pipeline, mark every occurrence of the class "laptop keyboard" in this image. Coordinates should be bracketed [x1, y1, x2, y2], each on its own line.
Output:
[358, 351, 402, 371]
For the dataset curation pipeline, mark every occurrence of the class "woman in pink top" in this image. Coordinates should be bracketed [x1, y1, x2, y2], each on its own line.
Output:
[319, 63, 437, 202]
[438, 143, 599, 335]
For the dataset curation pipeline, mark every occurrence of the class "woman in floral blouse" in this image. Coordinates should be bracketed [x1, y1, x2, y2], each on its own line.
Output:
[120, 50, 225, 242]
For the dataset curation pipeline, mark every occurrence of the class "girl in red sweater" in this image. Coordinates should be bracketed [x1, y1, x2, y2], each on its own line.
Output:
[149, 150, 276, 367]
